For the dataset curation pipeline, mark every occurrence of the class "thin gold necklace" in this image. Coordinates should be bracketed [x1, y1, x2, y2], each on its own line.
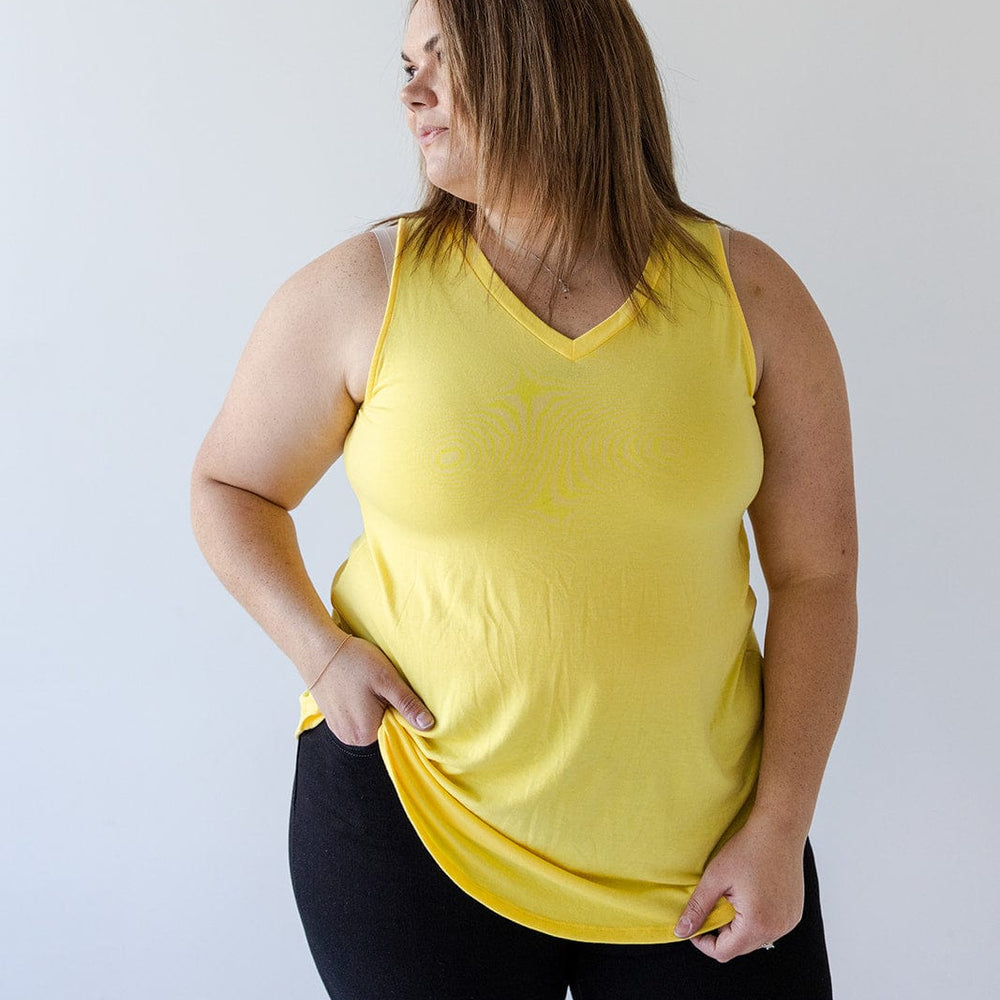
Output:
[483, 228, 598, 295]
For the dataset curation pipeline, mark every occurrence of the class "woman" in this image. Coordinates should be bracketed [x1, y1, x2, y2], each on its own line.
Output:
[190, 0, 857, 996]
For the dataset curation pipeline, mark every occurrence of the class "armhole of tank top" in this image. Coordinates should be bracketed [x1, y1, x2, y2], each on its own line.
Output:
[713, 222, 758, 405]
[363, 221, 403, 406]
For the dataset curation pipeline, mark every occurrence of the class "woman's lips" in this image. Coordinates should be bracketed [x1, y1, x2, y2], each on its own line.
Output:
[419, 127, 448, 146]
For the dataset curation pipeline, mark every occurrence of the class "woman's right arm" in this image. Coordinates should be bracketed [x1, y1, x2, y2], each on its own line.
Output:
[189, 232, 434, 745]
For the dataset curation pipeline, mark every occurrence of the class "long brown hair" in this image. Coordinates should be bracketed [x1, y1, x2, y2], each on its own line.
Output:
[373, 0, 728, 322]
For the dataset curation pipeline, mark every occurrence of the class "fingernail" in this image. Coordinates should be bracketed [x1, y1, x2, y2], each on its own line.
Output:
[675, 917, 693, 938]
[415, 711, 434, 729]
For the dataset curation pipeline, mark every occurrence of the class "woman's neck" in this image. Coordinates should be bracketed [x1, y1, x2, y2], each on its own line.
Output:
[474, 209, 602, 288]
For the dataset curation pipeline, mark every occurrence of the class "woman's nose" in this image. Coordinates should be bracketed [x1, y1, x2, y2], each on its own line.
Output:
[400, 75, 437, 110]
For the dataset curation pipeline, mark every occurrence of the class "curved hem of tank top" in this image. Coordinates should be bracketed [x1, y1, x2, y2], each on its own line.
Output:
[294, 701, 324, 739]
[705, 219, 758, 402]
[376, 731, 739, 945]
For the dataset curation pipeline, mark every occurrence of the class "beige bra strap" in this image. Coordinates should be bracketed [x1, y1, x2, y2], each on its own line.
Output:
[717, 223, 731, 270]
[373, 223, 398, 286]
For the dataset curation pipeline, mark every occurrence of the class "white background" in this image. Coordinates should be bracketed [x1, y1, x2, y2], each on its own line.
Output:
[3, 1, 997, 997]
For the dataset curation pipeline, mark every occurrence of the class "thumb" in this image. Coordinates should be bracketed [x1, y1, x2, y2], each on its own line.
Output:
[375, 668, 435, 732]
[674, 872, 726, 939]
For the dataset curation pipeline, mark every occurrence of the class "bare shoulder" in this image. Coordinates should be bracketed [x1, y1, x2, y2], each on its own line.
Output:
[192, 229, 388, 511]
[725, 229, 839, 394]
[305, 228, 389, 302]
[276, 229, 389, 403]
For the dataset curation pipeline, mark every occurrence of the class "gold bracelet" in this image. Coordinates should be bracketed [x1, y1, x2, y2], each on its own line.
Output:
[306, 634, 352, 691]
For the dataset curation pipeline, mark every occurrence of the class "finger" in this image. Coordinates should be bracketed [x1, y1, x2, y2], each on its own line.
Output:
[674, 875, 728, 939]
[691, 922, 752, 964]
[703, 921, 745, 962]
[374, 669, 435, 731]
[703, 916, 766, 963]
[688, 930, 721, 959]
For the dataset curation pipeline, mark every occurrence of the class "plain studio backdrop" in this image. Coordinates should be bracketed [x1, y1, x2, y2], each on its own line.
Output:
[2, 1, 997, 997]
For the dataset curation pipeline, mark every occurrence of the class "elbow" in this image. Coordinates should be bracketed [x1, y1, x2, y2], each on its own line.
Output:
[189, 462, 214, 547]
[764, 566, 857, 600]
[189, 444, 228, 542]
[762, 534, 858, 598]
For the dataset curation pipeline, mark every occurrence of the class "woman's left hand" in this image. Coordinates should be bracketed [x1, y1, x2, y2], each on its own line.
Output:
[673, 815, 806, 962]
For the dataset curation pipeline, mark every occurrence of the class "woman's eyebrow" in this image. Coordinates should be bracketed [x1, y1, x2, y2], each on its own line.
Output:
[400, 33, 440, 62]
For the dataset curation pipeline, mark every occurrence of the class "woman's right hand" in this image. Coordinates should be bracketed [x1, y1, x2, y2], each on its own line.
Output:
[309, 635, 435, 747]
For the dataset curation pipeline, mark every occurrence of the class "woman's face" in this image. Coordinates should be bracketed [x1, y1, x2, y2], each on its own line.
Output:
[400, 1, 478, 202]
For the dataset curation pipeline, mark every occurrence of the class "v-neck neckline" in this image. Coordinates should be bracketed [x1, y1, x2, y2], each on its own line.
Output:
[462, 232, 666, 361]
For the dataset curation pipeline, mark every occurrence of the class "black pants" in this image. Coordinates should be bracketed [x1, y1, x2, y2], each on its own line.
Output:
[288, 722, 833, 1000]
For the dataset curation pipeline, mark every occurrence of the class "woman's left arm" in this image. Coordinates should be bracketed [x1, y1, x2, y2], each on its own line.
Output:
[674, 230, 858, 961]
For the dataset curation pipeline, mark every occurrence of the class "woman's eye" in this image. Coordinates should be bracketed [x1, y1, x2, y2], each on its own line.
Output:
[403, 64, 417, 80]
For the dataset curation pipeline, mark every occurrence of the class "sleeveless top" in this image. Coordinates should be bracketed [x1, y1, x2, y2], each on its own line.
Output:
[295, 214, 764, 944]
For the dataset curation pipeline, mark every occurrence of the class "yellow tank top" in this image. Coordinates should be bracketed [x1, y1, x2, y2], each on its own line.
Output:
[296, 214, 764, 944]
